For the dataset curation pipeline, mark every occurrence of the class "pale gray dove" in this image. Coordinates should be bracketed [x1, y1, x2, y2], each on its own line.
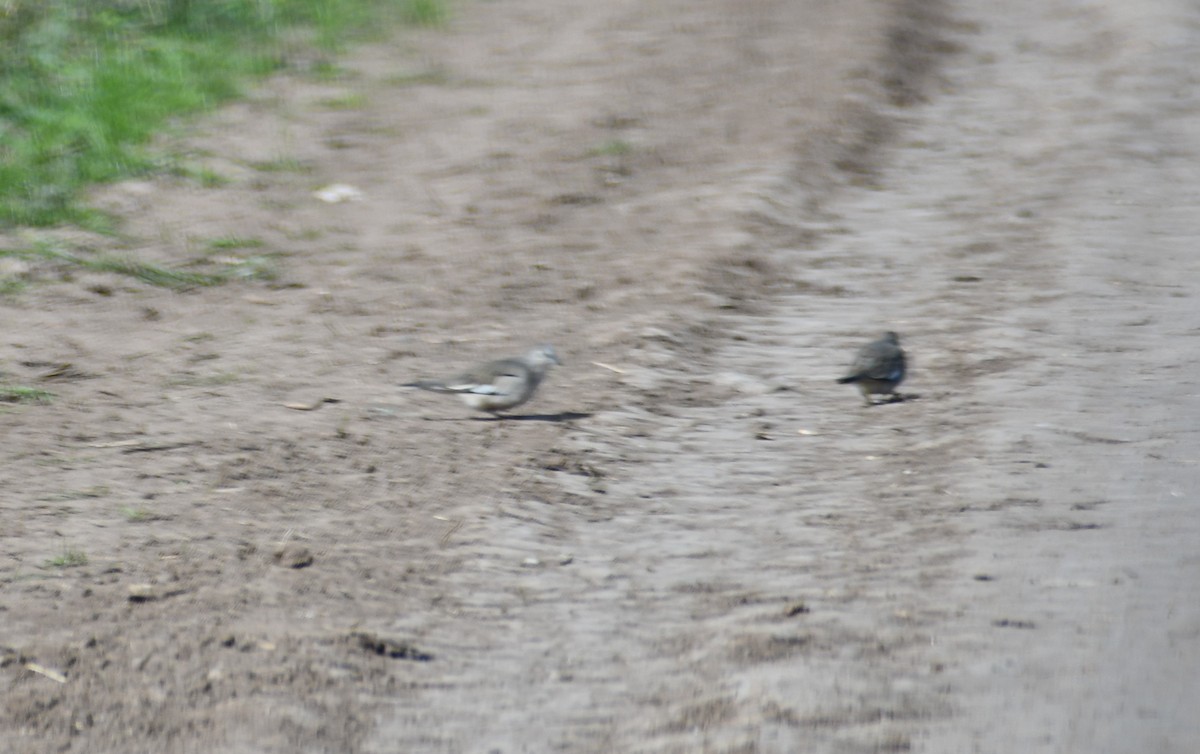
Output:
[404, 344, 562, 416]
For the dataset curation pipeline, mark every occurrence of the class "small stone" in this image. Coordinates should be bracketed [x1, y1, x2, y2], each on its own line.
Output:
[273, 543, 314, 569]
[314, 184, 364, 203]
[127, 584, 158, 602]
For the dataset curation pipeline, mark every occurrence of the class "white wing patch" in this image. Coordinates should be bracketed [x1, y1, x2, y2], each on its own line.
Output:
[447, 382, 502, 395]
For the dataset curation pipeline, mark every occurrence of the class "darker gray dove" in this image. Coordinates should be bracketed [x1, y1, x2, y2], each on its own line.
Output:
[837, 331, 906, 405]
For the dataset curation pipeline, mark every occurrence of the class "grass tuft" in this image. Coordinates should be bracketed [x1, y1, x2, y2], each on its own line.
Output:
[169, 163, 232, 187]
[250, 157, 312, 174]
[84, 255, 229, 288]
[590, 139, 634, 157]
[0, 385, 55, 404]
[1, 239, 279, 290]
[319, 92, 370, 110]
[0, 0, 451, 228]
[206, 236, 266, 251]
[45, 547, 88, 569]
[402, 0, 450, 27]
[0, 279, 28, 296]
[121, 506, 165, 523]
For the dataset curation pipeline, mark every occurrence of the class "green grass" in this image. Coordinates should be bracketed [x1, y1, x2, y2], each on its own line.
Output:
[0, 0, 450, 228]
[206, 236, 265, 251]
[80, 254, 228, 288]
[589, 139, 634, 157]
[0, 278, 28, 296]
[319, 92, 370, 110]
[122, 507, 151, 522]
[402, 0, 449, 26]
[121, 505, 165, 523]
[1, 238, 279, 289]
[0, 385, 55, 403]
[169, 163, 232, 188]
[249, 156, 312, 174]
[45, 547, 88, 568]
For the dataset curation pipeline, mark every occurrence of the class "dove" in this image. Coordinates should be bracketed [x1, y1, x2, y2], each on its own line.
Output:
[837, 331, 906, 405]
[404, 344, 562, 416]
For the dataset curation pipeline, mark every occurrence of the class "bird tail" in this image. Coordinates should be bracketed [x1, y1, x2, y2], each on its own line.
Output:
[836, 375, 861, 384]
[403, 380, 451, 393]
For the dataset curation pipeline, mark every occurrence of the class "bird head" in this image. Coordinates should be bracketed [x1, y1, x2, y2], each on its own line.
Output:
[528, 344, 562, 367]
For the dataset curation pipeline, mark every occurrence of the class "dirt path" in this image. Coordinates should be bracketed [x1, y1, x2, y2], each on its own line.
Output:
[878, 2, 1200, 751]
[3, 0, 1199, 752]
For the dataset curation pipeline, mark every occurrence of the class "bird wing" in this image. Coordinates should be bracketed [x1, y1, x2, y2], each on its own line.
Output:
[440, 358, 530, 397]
[859, 343, 905, 381]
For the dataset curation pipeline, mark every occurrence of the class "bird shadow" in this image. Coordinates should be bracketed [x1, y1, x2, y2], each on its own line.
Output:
[870, 392, 920, 406]
[472, 411, 593, 423]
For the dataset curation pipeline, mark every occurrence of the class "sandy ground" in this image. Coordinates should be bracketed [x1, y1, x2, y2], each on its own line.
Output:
[3, 0, 1199, 752]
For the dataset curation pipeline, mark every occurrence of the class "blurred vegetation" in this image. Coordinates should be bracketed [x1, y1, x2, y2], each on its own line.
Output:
[0, 0, 446, 228]
[0, 236, 281, 290]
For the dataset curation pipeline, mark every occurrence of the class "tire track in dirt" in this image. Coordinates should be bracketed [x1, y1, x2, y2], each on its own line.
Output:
[868, 2, 1200, 751]
[370, 0, 1200, 752]
[363, 2, 961, 753]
